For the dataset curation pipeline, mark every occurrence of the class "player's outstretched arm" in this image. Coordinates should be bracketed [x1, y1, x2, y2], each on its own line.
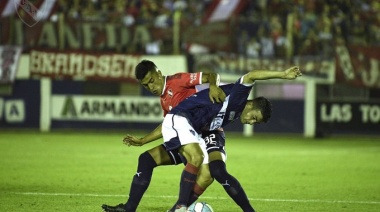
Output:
[202, 72, 226, 103]
[123, 123, 163, 146]
[243, 66, 302, 84]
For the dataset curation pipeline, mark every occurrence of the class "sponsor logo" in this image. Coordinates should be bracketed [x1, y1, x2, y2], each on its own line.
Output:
[168, 89, 173, 97]
[320, 103, 380, 124]
[210, 112, 225, 130]
[190, 73, 197, 84]
[221, 180, 230, 187]
[30, 50, 140, 81]
[52, 95, 163, 122]
[15, 0, 44, 27]
[189, 129, 196, 136]
[0, 99, 25, 123]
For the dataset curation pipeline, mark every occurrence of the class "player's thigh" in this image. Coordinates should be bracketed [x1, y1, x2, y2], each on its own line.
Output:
[147, 145, 174, 165]
[208, 151, 224, 162]
[202, 130, 226, 163]
[179, 143, 204, 164]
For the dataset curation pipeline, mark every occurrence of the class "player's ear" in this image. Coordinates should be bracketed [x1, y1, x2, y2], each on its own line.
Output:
[157, 70, 162, 79]
[247, 101, 255, 109]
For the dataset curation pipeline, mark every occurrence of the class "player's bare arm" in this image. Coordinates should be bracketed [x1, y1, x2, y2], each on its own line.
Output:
[123, 123, 163, 147]
[202, 72, 226, 103]
[243, 66, 302, 84]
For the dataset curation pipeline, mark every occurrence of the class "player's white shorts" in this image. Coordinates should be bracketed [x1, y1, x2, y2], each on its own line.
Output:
[162, 114, 209, 164]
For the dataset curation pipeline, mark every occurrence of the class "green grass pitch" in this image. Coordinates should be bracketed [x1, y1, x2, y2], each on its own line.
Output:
[1, 131, 379, 212]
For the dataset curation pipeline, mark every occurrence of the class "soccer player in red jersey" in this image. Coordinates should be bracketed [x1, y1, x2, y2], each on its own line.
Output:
[102, 59, 227, 212]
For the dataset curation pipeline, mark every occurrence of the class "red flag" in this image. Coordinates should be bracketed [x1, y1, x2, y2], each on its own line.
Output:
[202, 0, 248, 23]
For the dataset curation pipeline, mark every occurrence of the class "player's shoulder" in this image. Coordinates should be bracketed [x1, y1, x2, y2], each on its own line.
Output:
[167, 72, 188, 80]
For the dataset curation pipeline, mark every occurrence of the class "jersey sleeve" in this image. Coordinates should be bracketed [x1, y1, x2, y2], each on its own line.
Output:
[240, 74, 255, 87]
[227, 77, 254, 106]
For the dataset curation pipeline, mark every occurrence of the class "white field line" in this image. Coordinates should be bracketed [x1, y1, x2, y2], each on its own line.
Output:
[11, 192, 380, 205]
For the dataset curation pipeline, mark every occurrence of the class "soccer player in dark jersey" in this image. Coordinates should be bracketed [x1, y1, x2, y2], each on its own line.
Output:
[163, 65, 301, 211]
[102, 59, 226, 212]
[102, 60, 301, 212]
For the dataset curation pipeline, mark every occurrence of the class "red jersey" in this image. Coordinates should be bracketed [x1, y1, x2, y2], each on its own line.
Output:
[160, 72, 202, 116]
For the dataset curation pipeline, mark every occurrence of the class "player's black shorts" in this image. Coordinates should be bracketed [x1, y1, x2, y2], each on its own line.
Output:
[201, 130, 226, 155]
[165, 130, 226, 165]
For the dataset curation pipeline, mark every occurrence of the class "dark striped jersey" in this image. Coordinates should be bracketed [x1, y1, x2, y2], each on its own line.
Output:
[169, 76, 254, 133]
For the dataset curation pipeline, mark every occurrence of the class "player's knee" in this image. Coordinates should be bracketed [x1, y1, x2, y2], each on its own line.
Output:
[197, 174, 214, 189]
[148, 146, 173, 165]
[197, 178, 213, 190]
[188, 154, 204, 167]
[197, 167, 214, 188]
[182, 144, 204, 167]
[209, 160, 228, 182]
[138, 151, 157, 170]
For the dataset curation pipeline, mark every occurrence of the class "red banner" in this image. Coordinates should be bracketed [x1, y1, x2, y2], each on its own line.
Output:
[29, 50, 142, 82]
[0, 18, 169, 53]
[335, 45, 380, 88]
[1, 12, 235, 53]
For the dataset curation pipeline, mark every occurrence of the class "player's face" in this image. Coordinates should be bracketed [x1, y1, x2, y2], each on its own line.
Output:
[240, 109, 263, 125]
[140, 70, 164, 96]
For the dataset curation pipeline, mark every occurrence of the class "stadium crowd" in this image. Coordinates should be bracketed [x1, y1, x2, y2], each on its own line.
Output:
[54, 0, 380, 57]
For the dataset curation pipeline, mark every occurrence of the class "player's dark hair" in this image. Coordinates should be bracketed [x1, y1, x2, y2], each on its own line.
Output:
[253, 96, 272, 123]
[135, 60, 157, 80]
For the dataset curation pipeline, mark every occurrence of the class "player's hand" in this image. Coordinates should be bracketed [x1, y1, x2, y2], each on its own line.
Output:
[209, 85, 226, 103]
[123, 135, 144, 147]
[283, 66, 302, 79]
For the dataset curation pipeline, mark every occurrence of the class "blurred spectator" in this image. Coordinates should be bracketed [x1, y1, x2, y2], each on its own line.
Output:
[330, 9, 349, 44]
[300, 7, 317, 38]
[269, 15, 283, 42]
[81, 0, 103, 22]
[349, 12, 367, 45]
[126, 0, 140, 18]
[257, 26, 275, 58]
[291, 9, 303, 56]
[145, 40, 162, 55]
[316, 12, 333, 57]
[121, 0, 139, 27]
[333, 24, 347, 46]
[237, 30, 250, 55]
[108, 0, 127, 23]
[251, 0, 268, 20]
[154, 8, 172, 28]
[275, 35, 289, 58]
[268, 15, 288, 58]
[368, 13, 380, 45]
[66, 0, 81, 20]
[130, 6, 153, 54]
[246, 37, 261, 58]
[173, 0, 188, 11]
[267, 0, 289, 19]
[298, 29, 320, 56]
